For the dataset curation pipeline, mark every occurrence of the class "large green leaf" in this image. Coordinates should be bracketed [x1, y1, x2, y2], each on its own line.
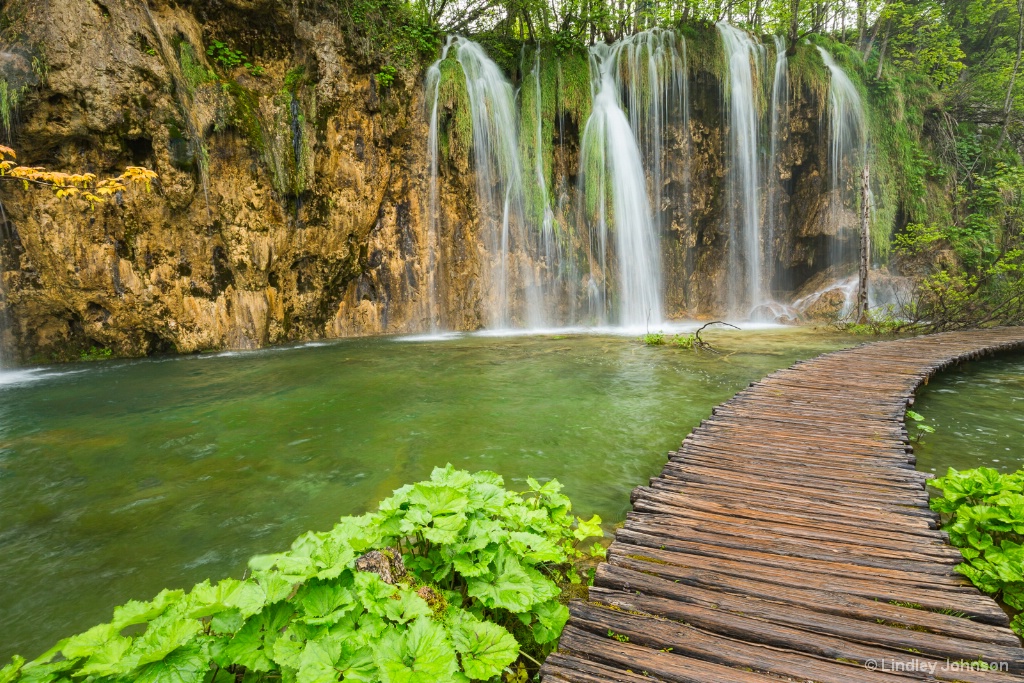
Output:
[74, 635, 133, 677]
[408, 484, 469, 517]
[186, 579, 267, 619]
[451, 618, 519, 680]
[530, 600, 570, 644]
[384, 590, 433, 624]
[373, 618, 460, 683]
[129, 611, 204, 668]
[61, 623, 118, 660]
[111, 589, 185, 630]
[466, 549, 536, 613]
[132, 645, 208, 683]
[296, 583, 357, 625]
[0, 656, 24, 683]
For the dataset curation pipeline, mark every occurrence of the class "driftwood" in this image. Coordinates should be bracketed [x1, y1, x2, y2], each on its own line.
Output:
[540, 329, 1024, 683]
[691, 320, 739, 353]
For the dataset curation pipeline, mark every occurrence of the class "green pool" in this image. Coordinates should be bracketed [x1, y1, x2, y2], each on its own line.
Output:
[913, 352, 1024, 476]
[0, 327, 856, 659]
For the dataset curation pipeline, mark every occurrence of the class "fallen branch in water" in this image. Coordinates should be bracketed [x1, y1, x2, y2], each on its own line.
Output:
[693, 321, 740, 353]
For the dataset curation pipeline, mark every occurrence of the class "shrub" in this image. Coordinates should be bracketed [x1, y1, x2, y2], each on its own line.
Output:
[930, 467, 1024, 636]
[0, 466, 604, 683]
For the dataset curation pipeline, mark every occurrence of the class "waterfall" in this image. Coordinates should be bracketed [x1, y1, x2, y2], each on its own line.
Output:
[817, 46, 868, 277]
[456, 38, 541, 328]
[612, 29, 688, 234]
[718, 22, 766, 316]
[531, 47, 559, 324]
[425, 37, 545, 329]
[580, 40, 664, 328]
[424, 37, 455, 332]
[766, 35, 789, 298]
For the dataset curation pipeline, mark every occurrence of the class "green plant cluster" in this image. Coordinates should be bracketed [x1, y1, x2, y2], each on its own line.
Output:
[78, 346, 113, 361]
[638, 332, 694, 348]
[206, 41, 264, 77]
[904, 409, 934, 441]
[0, 466, 604, 683]
[376, 65, 397, 89]
[929, 467, 1024, 637]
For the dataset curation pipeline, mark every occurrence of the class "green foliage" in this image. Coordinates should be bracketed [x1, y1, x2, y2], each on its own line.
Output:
[206, 41, 264, 77]
[1, 466, 603, 682]
[284, 66, 307, 92]
[79, 346, 113, 362]
[670, 333, 695, 349]
[893, 162, 1024, 330]
[331, 0, 440, 73]
[930, 467, 1024, 636]
[904, 409, 935, 441]
[639, 332, 666, 345]
[377, 65, 397, 89]
[0, 79, 26, 141]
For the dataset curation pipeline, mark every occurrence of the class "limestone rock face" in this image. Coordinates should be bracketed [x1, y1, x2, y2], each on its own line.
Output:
[0, 0, 436, 362]
[0, 2, 841, 362]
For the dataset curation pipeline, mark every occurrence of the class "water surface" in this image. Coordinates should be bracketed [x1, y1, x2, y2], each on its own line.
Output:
[913, 353, 1024, 476]
[0, 327, 851, 659]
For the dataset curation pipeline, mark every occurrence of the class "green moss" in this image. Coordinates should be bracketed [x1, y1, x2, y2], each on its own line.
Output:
[437, 56, 471, 167]
[520, 45, 561, 231]
[0, 79, 26, 140]
[681, 24, 723, 80]
[178, 42, 214, 94]
[222, 80, 266, 156]
[789, 42, 830, 113]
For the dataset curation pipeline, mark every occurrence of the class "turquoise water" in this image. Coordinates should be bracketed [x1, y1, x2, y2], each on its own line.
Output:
[0, 328, 853, 659]
[913, 353, 1024, 476]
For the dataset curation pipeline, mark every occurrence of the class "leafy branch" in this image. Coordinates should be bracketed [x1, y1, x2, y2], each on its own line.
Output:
[0, 146, 157, 209]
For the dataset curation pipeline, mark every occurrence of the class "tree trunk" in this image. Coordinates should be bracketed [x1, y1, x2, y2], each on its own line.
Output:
[863, 6, 885, 60]
[788, 0, 801, 52]
[997, 0, 1024, 153]
[875, 24, 890, 79]
[857, 0, 866, 49]
[857, 164, 871, 323]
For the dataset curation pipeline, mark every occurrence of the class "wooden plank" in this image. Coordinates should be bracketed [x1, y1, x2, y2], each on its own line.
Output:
[593, 566, 1024, 673]
[609, 554, 1022, 646]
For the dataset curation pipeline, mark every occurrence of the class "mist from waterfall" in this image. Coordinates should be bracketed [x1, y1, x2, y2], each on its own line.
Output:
[817, 45, 869, 276]
[718, 22, 766, 316]
[580, 38, 665, 327]
[767, 35, 789, 297]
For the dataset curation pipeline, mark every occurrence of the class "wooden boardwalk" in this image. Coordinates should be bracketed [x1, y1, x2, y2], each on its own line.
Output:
[542, 328, 1024, 683]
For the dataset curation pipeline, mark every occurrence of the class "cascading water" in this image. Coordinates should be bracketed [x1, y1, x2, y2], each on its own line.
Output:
[817, 46, 868, 275]
[456, 39, 543, 328]
[718, 22, 767, 316]
[530, 47, 561, 322]
[766, 35, 789, 296]
[580, 40, 664, 327]
[424, 37, 455, 332]
[425, 37, 544, 329]
[612, 29, 689, 234]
